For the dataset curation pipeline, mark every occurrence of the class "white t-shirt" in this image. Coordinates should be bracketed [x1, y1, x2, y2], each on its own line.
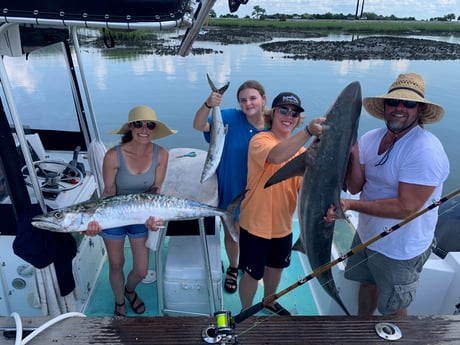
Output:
[357, 126, 449, 260]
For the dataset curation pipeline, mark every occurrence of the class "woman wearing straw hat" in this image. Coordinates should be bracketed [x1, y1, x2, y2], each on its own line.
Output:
[334, 73, 450, 317]
[85, 105, 177, 316]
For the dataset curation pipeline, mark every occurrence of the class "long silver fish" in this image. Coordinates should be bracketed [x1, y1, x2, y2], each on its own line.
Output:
[265, 81, 362, 315]
[32, 192, 243, 238]
[200, 73, 229, 184]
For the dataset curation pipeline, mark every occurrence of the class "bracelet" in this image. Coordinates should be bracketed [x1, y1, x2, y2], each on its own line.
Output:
[204, 102, 212, 109]
[305, 125, 313, 137]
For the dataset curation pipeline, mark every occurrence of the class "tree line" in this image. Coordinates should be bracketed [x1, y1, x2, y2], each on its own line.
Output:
[210, 6, 459, 22]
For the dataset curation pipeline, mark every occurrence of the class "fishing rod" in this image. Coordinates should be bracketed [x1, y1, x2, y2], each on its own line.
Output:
[232, 187, 460, 325]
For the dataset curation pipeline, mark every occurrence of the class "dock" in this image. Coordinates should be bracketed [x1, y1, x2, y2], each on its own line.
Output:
[2, 315, 460, 344]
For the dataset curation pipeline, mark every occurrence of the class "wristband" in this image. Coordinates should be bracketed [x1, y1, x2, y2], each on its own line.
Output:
[204, 102, 212, 109]
[305, 125, 313, 137]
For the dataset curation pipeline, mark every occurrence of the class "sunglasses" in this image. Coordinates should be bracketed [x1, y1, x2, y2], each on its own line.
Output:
[131, 121, 156, 130]
[278, 106, 301, 118]
[384, 99, 418, 109]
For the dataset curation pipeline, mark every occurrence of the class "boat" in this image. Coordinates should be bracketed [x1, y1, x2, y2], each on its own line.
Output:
[1, 2, 460, 344]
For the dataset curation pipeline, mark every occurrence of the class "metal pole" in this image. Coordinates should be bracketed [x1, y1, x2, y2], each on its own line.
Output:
[0, 29, 47, 212]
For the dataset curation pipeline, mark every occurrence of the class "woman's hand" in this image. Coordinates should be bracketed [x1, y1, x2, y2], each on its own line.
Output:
[206, 91, 223, 108]
[307, 117, 326, 137]
[84, 220, 102, 237]
[145, 216, 165, 232]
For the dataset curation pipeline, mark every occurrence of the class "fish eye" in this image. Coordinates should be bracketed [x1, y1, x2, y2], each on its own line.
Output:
[54, 212, 63, 220]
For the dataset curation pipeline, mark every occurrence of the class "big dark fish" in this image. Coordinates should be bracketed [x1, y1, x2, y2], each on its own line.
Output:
[265, 81, 362, 315]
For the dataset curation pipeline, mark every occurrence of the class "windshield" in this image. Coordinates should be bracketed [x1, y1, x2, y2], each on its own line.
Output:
[2, 43, 81, 132]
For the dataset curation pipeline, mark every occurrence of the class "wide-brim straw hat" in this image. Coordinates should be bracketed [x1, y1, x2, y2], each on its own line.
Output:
[110, 105, 177, 140]
[363, 73, 444, 124]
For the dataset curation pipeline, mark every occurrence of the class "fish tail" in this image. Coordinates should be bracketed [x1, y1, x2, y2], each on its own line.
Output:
[337, 297, 351, 316]
[206, 73, 230, 95]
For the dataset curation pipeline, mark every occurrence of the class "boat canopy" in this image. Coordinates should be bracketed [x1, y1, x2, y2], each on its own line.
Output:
[0, 0, 227, 56]
[1, 0, 190, 28]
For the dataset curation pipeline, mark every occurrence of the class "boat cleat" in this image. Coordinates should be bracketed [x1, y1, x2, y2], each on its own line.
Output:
[375, 322, 402, 341]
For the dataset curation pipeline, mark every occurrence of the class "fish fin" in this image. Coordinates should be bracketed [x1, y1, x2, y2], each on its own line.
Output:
[292, 237, 306, 254]
[222, 190, 247, 242]
[264, 151, 310, 188]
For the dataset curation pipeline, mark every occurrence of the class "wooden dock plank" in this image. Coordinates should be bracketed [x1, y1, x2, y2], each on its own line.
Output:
[2, 315, 460, 344]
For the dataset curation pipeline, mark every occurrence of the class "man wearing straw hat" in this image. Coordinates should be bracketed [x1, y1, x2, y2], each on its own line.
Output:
[338, 73, 450, 316]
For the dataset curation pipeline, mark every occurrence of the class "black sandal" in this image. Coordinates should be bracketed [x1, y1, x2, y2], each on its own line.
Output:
[114, 301, 126, 317]
[124, 287, 145, 314]
[224, 266, 238, 294]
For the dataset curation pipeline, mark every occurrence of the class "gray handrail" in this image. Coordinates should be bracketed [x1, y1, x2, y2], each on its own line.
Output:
[0, 24, 47, 212]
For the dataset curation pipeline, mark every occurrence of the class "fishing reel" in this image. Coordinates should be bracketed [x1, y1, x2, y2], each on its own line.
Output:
[201, 310, 240, 344]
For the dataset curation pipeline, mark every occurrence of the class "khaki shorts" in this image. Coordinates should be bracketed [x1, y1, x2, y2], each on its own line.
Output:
[344, 233, 431, 315]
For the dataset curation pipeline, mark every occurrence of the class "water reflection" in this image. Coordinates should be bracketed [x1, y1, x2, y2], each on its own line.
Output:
[2, 32, 459, 194]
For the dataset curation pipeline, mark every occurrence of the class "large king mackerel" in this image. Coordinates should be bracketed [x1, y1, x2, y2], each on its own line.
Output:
[200, 73, 229, 184]
[265, 81, 362, 315]
[32, 192, 243, 237]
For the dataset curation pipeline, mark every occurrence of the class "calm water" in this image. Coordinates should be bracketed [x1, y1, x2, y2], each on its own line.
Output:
[2, 31, 459, 194]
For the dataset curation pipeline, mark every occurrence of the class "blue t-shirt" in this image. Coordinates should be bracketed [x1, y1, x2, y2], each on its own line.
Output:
[204, 108, 264, 212]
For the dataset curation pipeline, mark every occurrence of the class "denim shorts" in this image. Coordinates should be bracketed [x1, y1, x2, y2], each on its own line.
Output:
[345, 233, 431, 315]
[238, 227, 292, 281]
[99, 224, 148, 240]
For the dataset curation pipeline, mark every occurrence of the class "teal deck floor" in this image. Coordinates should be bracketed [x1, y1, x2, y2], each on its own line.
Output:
[84, 222, 319, 317]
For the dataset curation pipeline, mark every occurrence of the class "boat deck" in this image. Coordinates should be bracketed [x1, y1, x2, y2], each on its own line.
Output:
[83, 219, 321, 317]
[2, 314, 460, 344]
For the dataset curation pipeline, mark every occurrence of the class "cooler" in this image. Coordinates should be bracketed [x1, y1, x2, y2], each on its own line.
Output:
[163, 232, 223, 316]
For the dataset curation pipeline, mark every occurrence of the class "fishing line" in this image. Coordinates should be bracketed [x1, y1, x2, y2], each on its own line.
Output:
[336, 194, 460, 285]
[232, 188, 460, 324]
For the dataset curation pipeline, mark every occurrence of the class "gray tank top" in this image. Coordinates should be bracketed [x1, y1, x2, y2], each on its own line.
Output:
[114, 144, 159, 195]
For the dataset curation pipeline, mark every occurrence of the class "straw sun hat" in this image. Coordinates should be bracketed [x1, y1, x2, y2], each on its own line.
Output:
[363, 73, 444, 124]
[111, 105, 177, 140]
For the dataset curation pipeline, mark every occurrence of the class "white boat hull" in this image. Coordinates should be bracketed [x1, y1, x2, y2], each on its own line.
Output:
[300, 232, 460, 316]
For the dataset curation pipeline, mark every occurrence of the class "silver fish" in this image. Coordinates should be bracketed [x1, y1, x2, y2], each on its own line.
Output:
[32, 192, 244, 238]
[265, 81, 362, 315]
[200, 73, 229, 184]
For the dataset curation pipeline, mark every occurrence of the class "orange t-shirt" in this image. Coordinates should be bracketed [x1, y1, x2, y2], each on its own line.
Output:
[239, 132, 305, 239]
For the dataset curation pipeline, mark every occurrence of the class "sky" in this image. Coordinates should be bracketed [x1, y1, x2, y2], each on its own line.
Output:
[212, 0, 459, 20]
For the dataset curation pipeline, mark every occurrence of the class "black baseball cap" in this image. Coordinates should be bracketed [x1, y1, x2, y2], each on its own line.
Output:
[271, 92, 304, 112]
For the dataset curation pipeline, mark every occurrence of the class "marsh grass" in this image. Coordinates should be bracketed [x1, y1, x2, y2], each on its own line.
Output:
[207, 18, 460, 35]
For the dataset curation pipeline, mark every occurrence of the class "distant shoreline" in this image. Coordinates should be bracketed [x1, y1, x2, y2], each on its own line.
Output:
[84, 20, 460, 60]
[207, 18, 460, 36]
[193, 26, 460, 60]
